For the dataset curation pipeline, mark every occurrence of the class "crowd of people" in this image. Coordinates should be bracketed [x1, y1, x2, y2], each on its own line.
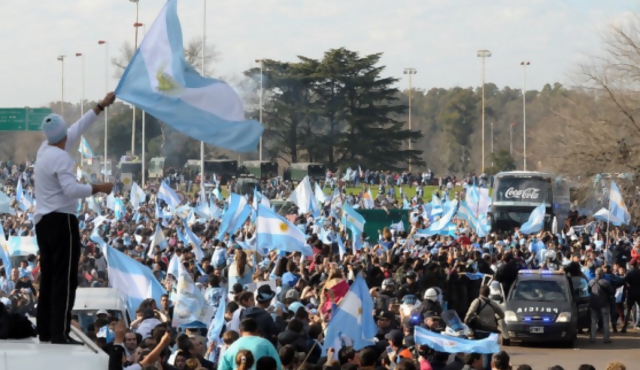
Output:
[0, 105, 636, 370]
[0, 162, 637, 369]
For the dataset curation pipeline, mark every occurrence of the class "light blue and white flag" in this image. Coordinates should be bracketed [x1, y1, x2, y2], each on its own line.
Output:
[431, 193, 443, 216]
[114, 198, 125, 221]
[416, 200, 457, 237]
[78, 137, 95, 158]
[115, 0, 263, 153]
[168, 255, 213, 328]
[609, 181, 631, 225]
[207, 293, 226, 346]
[457, 201, 490, 237]
[183, 220, 205, 261]
[0, 192, 15, 215]
[147, 223, 168, 258]
[130, 182, 146, 209]
[216, 193, 252, 239]
[7, 236, 38, 257]
[520, 204, 546, 235]
[0, 225, 11, 272]
[106, 245, 167, 312]
[414, 326, 499, 354]
[157, 182, 181, 210]
[256, 204, 313, 256]
[97, 325, 115, 344]
[289, 176, 315, 214]
[15, 179, 23, 204]
[322, 276, 376, 352]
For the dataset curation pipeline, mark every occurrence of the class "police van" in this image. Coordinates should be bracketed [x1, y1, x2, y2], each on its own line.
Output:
[501, 270, 589, 348]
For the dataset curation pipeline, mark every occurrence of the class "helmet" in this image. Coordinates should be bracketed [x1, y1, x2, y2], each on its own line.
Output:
[382, 278, 396, 291]
[424, 288, 438, 301]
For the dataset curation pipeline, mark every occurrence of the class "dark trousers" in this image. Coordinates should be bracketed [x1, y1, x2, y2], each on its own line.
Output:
[623, 295, 640, 329]
[35, 212, 81, 342]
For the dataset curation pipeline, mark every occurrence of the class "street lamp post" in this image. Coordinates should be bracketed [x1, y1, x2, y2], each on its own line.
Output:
[403, 68, 417, 172]
[75, 53, 84, 116]
[130, 0, 140, 157]
[520, 61, 530, 171]
[510, 123, 514, 156]
[491, 121, 494, 167]
[200, 0, 207, 184]
[477, 50, 492, 173]
[256, 59, 264, 161]
[136, 22, 146, 185]
[57, 56, 66, 116]
[98, 40, 108, 180]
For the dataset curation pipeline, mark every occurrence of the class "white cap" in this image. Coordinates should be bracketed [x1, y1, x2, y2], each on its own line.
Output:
[97, 309, 108, 316]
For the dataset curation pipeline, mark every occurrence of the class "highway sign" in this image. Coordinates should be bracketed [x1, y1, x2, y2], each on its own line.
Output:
[0, 108, 27, 131]
[0, 107, 53, 131]
[27, 108, 53, 131]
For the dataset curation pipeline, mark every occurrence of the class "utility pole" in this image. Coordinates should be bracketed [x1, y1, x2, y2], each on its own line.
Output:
[521, 61, 530, 171]
[477, 50, 492, 173]
[403, 68, 417, 172]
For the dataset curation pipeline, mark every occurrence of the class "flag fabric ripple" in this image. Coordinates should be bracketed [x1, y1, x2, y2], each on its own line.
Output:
[115, 0, 263, 153]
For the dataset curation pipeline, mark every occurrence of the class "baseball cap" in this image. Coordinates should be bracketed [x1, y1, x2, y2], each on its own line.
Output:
[97, 309, 108, 316]
[384, 329, 404, 343]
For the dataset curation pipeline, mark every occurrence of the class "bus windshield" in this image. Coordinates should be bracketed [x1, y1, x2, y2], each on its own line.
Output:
[494, 177, 552, 204]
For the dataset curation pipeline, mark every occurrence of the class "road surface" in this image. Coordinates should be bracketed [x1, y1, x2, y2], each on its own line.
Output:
[507, 331, 640, 369]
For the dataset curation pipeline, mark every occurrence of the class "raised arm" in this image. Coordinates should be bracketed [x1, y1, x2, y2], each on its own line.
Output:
[64, 92, 116, 152]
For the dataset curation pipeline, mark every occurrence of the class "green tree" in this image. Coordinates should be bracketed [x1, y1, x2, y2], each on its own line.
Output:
[487, 150, 516, 174]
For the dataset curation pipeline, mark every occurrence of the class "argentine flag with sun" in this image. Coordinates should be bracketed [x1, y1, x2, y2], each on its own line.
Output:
[115, 0, 263, 153]
[256, 204, 313, 256]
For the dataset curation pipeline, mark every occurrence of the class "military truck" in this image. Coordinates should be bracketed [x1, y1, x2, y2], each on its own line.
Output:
[118, 156, 143, 191]
[147, 157, 167, 180]
[185, 159, 238, 185]
[283, 162, 326, 183]
[241, 160, 278, 181]
[236, 174, 261, 196]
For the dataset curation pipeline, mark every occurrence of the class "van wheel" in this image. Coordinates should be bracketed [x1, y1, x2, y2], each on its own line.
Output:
[500, 336, 510, 346]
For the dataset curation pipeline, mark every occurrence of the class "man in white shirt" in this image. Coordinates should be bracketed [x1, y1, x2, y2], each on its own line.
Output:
[34, 92, 116, 345]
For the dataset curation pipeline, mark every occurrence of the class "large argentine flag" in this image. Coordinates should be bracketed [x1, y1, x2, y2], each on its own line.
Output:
[520, 203, 546, 235]
[216, 193, 252, 239]
[256, 204, 313, 256]
[115, 0, 263, 153]
[106, 245, 167, 311]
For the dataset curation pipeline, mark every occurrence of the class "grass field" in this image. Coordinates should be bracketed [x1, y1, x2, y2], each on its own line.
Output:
[203, 185, 445, 200]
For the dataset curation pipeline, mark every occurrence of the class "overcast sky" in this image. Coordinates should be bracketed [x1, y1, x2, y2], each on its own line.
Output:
[0, 0, 636, 108]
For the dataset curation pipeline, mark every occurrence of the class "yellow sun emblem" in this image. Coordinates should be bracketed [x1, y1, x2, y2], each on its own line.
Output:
[358, 307, 363, 316]
[279, 222, 289, 232]
[156, 67, 184, 97]
[123, 177, 131, 185]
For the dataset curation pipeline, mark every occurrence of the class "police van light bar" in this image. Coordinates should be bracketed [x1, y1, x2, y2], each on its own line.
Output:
[518, 270, 563, 275]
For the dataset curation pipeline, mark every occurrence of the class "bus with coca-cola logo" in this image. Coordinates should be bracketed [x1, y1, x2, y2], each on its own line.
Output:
[490, 171, 570, 232]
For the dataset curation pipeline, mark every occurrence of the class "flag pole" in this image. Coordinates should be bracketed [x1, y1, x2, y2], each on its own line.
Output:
[605, 180, 611, 249]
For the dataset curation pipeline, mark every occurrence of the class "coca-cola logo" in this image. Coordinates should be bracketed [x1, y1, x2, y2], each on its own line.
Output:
[505, 187, 540, 199]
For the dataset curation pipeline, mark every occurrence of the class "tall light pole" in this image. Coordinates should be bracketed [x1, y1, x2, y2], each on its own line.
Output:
[130, 0, 140, 157]
[403, 68, 417, 172]
[510, 123, 514, 156]
[477, 50, 491, 173]
[137, 22, 146, 185]
[521, 61, 530, 171]
[57, 55, 66, 116]
[491, 121, 494, 167]
[75, 53, 84, 116]
[200, 0, 207, 185]
[98, 40, 108, 181]
[256, 59, 264, 161]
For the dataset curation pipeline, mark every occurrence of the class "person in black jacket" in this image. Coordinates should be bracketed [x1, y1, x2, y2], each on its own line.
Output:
[495, 252, 519, 296]
[621, 260, 640, 332]
[241, 285, 283, 345]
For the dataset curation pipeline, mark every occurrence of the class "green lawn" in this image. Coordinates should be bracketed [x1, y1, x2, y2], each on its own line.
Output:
[190, 184, 478, 201]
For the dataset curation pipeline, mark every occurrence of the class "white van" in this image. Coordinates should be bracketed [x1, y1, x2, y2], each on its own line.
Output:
[72, 288, 132, 332]
[0, 318, 109, 370]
